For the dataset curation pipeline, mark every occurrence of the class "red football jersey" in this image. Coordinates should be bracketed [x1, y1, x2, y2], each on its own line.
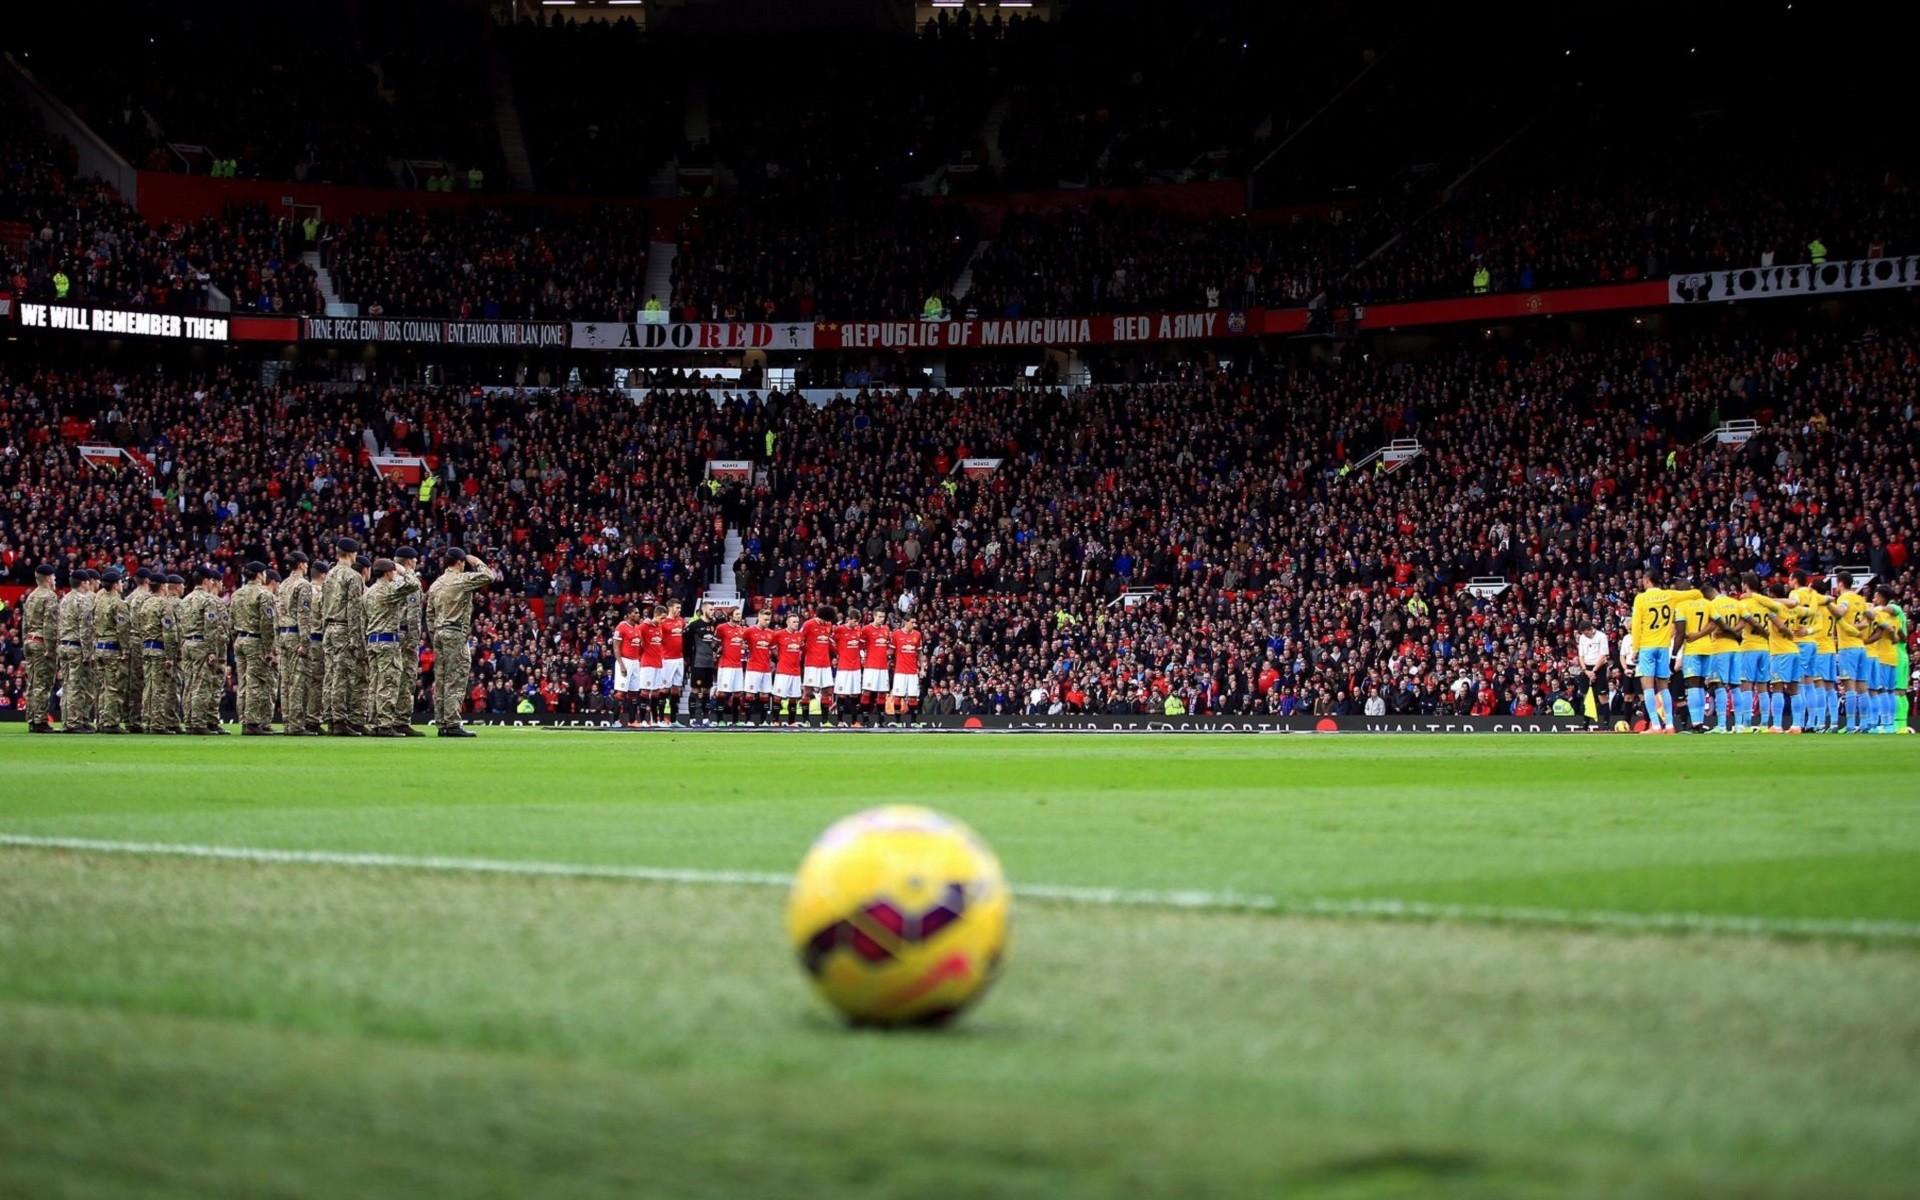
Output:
[658, 614, 686, 659]
[800, 618, 835, 668]
[862, 624, 892, 670]
[832, 624, 864, 671]
[744, 626, 776, 674]
[717, 622, 747, 669]
[638, 620, 665, 668]
[892, 629, 923, 676]
[614, 620, 645, 660]
[773, 630, 806, 676]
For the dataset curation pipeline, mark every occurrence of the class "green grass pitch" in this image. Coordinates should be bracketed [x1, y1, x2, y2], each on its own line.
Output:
[2, 727, 1918, 1199]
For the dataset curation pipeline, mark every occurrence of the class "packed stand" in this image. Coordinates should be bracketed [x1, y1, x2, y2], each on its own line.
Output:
[670, 194, 975, 322]
[6, 317, 1916, 720]
[323, 206, 652, 321]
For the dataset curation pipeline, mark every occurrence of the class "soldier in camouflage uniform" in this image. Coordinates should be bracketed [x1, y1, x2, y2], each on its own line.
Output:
[363, 558, 424, 737]
[21, 564, 60, 732]
[427, 547, 500, 737]
[353, 553, 377, 732]
[123, 567, 156, 732]
[277, 552, 316, 734]
[297, 559, 328, 732]
[90, 567, 133, 733]
[56, 568, 99, 733]
[229, 562, 277, 734]
[320, 538, 369, 735]
[140, 574, 186, 734]
[394, 546, 425, 731]
[179, 568, 229, 735]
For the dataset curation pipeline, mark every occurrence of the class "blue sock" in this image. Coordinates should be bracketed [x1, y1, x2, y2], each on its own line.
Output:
[1770, 692, 1785, 729]
[1687, 686, 1706, 727]
[1713, 690, 1728, 730]
[1642, 690, 1662, 728]
[1823, 689, 1837, 730]
[1734, 689, 1751, 730]
[1847, 691, 1862, 731]
[1878, 692, 1892, 730]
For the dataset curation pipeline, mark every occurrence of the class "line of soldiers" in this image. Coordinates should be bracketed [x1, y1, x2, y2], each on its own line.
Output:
[17, 539, 499, 738]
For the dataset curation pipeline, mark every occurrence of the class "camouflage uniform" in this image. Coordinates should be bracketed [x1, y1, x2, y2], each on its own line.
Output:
[178, 585, 226, 733]
[278, 572, 315, 733]
[90, 581, 133, 733]
[229, 579, 277, 730]
[427, 562, 496, 730]
[20, 578, 59, 728]
[56, 585, 97, 732]
[201, 585, 232, 730]
[139, 587, 184, 734]
[320, 561, 368, 732]
[398, 565, 425, 725]
[364, 571, 423, 733]
[124, 581, 154, 731]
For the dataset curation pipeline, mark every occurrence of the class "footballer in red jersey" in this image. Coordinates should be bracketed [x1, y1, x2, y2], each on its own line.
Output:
[714, 609, 748, 721]
[636, 606, 667, 724]
[772, 613, 807, 723]
[831, 618, 865, 720]
[744, 610, 778, 725]
[799, 606, 837, 694]
[612, 606, 647, 723]
[889, 617, 924, 718]
[654, 603, 688, 723]
[860, 608, 893, 719]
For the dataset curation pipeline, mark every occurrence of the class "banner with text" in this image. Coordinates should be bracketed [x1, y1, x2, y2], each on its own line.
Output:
[573, 321, 815, 351]
[19, 303, 228, 342]
[1668, 255, 1920, 306]
[815, 310, 1252, 350]
[301, 318, 568, 347]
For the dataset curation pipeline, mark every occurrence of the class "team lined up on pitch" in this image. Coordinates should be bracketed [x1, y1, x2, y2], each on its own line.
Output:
[17, 539, 499, 738]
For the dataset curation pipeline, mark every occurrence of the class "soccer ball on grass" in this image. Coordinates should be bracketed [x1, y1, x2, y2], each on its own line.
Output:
[786, 805, 1010, 1026]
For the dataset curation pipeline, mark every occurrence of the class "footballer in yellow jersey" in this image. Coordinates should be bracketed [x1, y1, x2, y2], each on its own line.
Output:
[1832, 575, 1872, 731]
[1625, 570, 1689, 732]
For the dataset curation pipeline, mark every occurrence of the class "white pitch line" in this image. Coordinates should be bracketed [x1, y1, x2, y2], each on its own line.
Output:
[4, 833, 1918, 943]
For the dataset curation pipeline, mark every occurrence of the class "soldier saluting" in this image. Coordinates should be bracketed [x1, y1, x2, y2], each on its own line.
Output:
[427, 547, 500, 738]
[364, 558, 424, 737]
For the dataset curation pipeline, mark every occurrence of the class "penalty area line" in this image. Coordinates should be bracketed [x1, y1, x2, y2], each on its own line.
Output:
[4, 833, 1918, 943]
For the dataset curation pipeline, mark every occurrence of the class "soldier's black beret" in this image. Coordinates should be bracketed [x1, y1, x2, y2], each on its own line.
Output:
[245, 560, 268, 576]
[99, 567, 123, 582]
[371, 557, 397, 576]
[445, 546, 468, 562]
[133, 566, 153, 580]
[311, 559, 331, 573]
[265, 569, 282, 583]
[76, 568, 98, 582]
[355, 554, 372, 569]
[164, 573, 185, 585]
[188, 567, 209, 583]
[287, 550, 310, 565]
[35, 563, 56, 576]
[393, 545, 418, 560]
[335, 536, 360, 553]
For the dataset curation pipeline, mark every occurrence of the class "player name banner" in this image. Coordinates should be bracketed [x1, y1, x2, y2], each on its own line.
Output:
[18, 302, 228, 342]
[955, 458, 1003, 478]
[301, 318, 568, 346]
[573, 321, 815, 351]
[372, 454, 430, 484]
[1668, 255, 1920, 306]
[706, 459, 753, 480]
[78, 444, 155, 474]
[817, 310, 1250, 350]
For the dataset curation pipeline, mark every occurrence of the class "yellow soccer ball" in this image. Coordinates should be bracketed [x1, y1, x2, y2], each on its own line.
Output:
[786, 805, 1010, 1026]
[1614, 720, 1630, 733]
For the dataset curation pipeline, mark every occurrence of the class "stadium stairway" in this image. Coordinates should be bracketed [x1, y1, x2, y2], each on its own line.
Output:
[702, 527, 745, 609]
[644, 242, 677, 312]
[304, 252, 349, 316]
[486, 20, 537, 192]
[982, 96, 1012, 174]
[951, 240, 991, 304]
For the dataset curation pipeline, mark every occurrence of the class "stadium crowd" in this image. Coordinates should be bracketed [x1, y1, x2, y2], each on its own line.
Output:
[4, 317, 1914, 724]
